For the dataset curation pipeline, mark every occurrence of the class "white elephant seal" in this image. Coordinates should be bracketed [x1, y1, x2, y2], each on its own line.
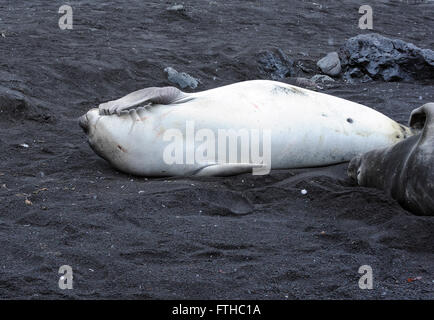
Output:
[348, 103, 433, 216]
[79, 80, 412, 177]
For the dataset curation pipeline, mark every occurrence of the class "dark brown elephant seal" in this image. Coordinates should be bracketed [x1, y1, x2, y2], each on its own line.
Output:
[348, 103, 434, 216]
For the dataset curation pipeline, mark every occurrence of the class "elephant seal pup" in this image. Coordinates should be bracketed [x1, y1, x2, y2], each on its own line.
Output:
[348, 103, 433, 216]
[79, 80, 412, 177]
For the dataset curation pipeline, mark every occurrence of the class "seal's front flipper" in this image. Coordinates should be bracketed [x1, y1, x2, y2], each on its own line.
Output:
[99, 87, 188, 115]
[193, 163, 270, 176]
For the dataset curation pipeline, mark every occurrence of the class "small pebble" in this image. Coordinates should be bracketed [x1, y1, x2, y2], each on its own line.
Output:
[167, 4, 184, 12]
[301, 189, 307, 195]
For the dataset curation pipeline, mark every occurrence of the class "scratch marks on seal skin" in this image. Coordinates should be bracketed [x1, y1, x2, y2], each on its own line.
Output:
[117, 144, 127, 153]
[271, 85, 307, 96]
[161, 110, 174, 119]
[156, 126, 166, 137]
[152, 110, 173, 137]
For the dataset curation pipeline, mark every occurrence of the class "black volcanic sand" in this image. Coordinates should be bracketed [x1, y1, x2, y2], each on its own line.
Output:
[0, 0, 433, 299]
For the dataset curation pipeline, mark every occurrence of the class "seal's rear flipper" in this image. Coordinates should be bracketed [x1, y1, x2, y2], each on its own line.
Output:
[409, 103, 434, 152]
[193, 163, 269, 176]
[409, 103, 434, 130]
[99, 87, 189, 115]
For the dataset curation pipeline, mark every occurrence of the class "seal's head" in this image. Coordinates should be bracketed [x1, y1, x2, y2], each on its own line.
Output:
[78, 106, 152, 175]
[78, 108, 112, 161]
[79, 111, 91, 135]
[79, 107, 100, 133]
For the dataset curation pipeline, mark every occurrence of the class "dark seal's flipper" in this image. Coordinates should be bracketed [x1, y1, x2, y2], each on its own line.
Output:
[99, 86, 188, 115]
[409, 103, 434, 139]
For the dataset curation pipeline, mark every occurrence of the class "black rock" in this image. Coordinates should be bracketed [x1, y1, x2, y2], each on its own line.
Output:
[338, 33, 434, 82]
[164, 67, 200, 89]
[316, 52, 341, 76]
[311, 74, 335, 84]
[0, 86, 52, 125]
[257, 48, 296, 80]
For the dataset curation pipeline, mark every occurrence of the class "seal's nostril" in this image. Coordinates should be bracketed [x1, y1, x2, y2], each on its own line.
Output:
[79, 114, 89, 134]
